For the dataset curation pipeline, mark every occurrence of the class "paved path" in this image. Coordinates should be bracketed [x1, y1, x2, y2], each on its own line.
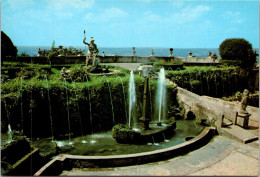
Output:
[60, 136, 259, 176]
[100, 63, 142, 71]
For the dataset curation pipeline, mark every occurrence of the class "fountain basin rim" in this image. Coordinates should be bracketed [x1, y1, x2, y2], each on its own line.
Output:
[35, 127, 215, 176]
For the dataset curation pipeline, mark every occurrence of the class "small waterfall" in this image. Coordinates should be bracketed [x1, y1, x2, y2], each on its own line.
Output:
[215, 74, 218, 97]
[64, 79, 73, 144]
[70, 76, 85, 143]
[156, 68, 166, 123]
[162, 133, 169, 142]
[187, 68, 193, 92]
[20, 77, 24, 134]
[151, 136, 159, 146]
[128, 71, 136, 128]
[221, 70, 225, 96]
[84, 74, 93, 135]
[148, 80, 153, 120]
[116, 76, 128, 122]
[45, 76, 54, 141]
[104, 77, 115, 125]
[205, 70, 210, 95]
[8, 124, 13, 143]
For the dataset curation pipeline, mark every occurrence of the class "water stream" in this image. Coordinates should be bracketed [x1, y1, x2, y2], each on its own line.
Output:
[45, 76, 54, 141]
[128, 71, 137, 128]
[64, 79, 73, 145]
[20, 77, 24, 134]
[156, 68, 166, 123]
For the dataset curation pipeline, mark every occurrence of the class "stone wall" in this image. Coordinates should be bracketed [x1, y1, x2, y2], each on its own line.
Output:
[7, 55, 218, 65]
[177, 87, 259, 128]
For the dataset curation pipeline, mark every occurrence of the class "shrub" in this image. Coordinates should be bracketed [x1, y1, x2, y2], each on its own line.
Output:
[219, 38, 256, 68]
[219, 60, 242, 66]
[153, 62, 183, 71]
[19, 52, 30, 57]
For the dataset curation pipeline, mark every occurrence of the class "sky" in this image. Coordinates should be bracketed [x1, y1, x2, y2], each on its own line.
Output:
[1, 0, 259, 48]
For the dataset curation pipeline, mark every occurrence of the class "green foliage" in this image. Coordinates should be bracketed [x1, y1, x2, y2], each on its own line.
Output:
[166, 66, 250, 97]
[153, 61, 183, 71]
[16, 68, 48, 80]
[66, 65, 90, 82]
[47, 51, 58, 61]
[19, 52, 30, 57]
[219, 60, 242, 66]
[219, 38, 256, 68]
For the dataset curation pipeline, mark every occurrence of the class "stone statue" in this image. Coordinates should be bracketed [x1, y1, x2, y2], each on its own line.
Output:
[132, 47, 136, 56]
[150, 50, 154, 56]
[83, 37, 100, 68]
[239, 89, 250, 115]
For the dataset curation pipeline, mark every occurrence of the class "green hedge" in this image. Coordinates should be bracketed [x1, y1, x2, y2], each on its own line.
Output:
[153, 62, 183, 71]
[1, 73, 178, 139]
[166, 66, 250, 97]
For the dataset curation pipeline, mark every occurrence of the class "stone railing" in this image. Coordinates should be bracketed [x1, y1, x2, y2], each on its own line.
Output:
[5, 55, 219, 65]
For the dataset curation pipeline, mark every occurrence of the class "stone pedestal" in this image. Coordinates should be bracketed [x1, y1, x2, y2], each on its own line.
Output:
[139, 77, 151, 130]
[235, 112, 251, 129]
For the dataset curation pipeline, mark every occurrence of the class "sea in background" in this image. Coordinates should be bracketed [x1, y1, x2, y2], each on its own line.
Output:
[17, 46, 259, 60]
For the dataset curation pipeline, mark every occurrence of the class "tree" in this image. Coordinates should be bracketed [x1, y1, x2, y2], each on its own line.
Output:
[1, 31, 18, 62]
[219, 38, 256, 68]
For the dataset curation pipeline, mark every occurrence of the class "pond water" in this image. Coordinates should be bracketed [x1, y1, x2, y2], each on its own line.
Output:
[51, 119, 204, 156]
[1, 119, 204, 156]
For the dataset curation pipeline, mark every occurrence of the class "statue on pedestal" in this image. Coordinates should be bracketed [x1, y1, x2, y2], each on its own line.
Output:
[239, 89, 250, 115]
[83, 36, 100, 72]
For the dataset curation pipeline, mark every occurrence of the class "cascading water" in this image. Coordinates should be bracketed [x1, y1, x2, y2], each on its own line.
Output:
[116, 76, 128, 122]
[45, 76, 54, 141]
[101, 76, 115, 125]
[20, 77, 24, 134]
[69, 75, 86, 143]
[187, 68, 193, 92]
[84, 74, 96, 144]
[156, 68, 166, 124]
[128, 71, 137, 128]
[8, 124, 13, 143]
[64, 79, 73, 145]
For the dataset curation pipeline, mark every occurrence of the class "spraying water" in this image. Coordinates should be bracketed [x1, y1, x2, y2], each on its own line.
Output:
[156, 68, 166, 123]
[128, 71, 137, 128]
[8, 124, 13, 143]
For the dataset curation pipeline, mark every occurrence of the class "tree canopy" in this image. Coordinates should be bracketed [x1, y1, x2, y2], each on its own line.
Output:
[219, 38, 256, 68]
[1, 31, 18, 59]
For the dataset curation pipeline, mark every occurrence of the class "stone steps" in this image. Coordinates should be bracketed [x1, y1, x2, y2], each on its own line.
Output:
[220, 125, 258, 144]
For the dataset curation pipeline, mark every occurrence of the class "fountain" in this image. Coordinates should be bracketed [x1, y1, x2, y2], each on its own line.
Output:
[112, 68, 176, 144]
[128, 71, 137, 128]
[156, 68, 166, 125]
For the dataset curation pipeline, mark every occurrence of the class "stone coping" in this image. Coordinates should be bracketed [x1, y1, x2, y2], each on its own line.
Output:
[34, 127, 215, 176]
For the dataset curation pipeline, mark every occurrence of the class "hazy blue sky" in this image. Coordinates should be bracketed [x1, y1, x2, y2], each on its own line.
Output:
[1, 0, 259, 48]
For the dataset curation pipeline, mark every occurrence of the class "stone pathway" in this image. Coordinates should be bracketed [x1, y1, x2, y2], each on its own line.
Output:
[100, 63, 142, 71]
[60, 135, 259, 176]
